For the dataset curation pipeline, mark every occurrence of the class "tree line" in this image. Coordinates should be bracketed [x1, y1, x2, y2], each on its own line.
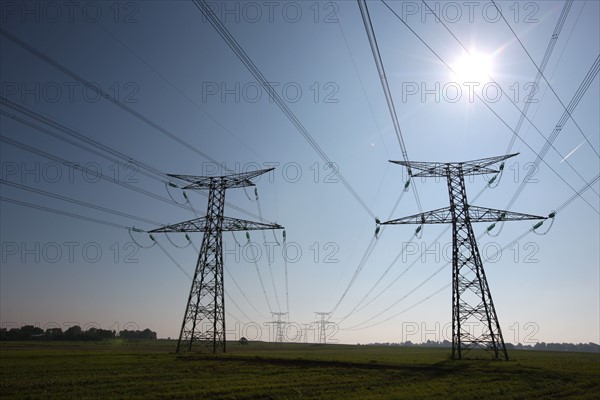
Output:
[369, 340, 600, 353]
[0, 325, 157, 341]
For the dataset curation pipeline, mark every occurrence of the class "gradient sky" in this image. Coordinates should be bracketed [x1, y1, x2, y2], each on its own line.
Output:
[1, 0, 598, 345]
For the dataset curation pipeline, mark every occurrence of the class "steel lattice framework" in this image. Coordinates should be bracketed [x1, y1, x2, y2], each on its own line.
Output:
[314, 312, 330, 344]
[382, 154, 544, 360]
[150, 168, 283, 353]
[269, 312, 288, 343]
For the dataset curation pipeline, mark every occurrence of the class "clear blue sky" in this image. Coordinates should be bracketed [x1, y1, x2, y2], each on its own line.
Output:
[1, 0, 598, 345]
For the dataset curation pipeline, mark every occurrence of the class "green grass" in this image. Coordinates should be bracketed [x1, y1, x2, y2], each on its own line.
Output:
[1, 340, 598, 399]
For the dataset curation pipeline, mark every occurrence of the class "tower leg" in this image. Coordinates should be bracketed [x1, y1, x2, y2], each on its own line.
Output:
[176, 181, 226, 353]
[447, 167, 508, 360]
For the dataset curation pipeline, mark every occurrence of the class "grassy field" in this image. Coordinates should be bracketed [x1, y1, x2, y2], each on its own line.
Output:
[1, 340, 599, 399]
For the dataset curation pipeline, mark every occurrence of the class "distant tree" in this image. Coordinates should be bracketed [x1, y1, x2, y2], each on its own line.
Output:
[119, 328, 157, 340]
[534, 342, 547, 350]
[64, 325, 83, 340]
[141, 328, 157, 340]
[239, 337, 249, 346]
[0, 325, 155, 342]
[85, 328, 116, 341]
[20, 325, 44, 340]
[45, 328, 63, 340]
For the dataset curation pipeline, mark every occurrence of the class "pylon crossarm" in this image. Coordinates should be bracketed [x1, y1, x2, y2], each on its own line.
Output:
[467, 206, 545, 223]
[165, 168, 281, 354]
[149, 217, 209, 232]
[382, 207, 452, 225]
[149, 216, 283, 232]
[221, 217, 283, 232]
[168, 168, 274, 190]
[390, 153, 518, 177]
[382, 205, 544, 226]
[385, 154, 542, 360]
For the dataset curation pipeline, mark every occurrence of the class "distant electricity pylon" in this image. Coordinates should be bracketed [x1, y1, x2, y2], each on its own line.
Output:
[151, 168, 283, 353]
[301, 323, 312, 343]
[270, 312, 288, 343]
[314, 312, 331, 344]
[380, 154, 544, 360]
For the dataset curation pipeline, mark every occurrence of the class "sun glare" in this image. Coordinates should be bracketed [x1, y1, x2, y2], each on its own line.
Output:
[452, 51, 493, 84]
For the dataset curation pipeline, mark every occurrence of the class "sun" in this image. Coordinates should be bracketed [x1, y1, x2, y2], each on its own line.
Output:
[451, 51, 493, 84]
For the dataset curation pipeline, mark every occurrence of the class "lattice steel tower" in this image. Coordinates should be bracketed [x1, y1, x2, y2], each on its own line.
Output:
[270, 312, 288, 343]
[314, 312, 330, 344]
[380, 154, 544, 360]
[151, 168, 283, 353]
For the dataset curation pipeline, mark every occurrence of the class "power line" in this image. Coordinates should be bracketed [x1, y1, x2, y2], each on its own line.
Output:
[356, 1, 410, 169]
[357, 0, 423, 214]
[0, 196, 131, 230]
[0, 28, 227, 168]
[0, 191, 271, 327]
[224, 264, 268, 320]
[500, 0, 573, 154]
[91, 20, 266, 163]
[419, 0, 575, 158]
[344, 173, 599, 331]
[154, 237, 253, 325]
[0, 101, 265, 220]
[378, 156, 544, 360]
[380, 0, 599, 214]
[5, 99, 282, 316]
[338, 1, 593, 328]
[336, 10, 390, 159]
[513, 1, 588, 156]
[491, 0, 600, 159]
[190, 241, 266, 321]
[2, 193, 254, 326]
[225, 291, 253, 323]
[0, 108, 168, 185]
[1, 97, 168, 180]
[93, 16, 284, 224]
[347, 225, 533, 331]
[332, 187, 412, 320]
[337, 230, 419, 324]
[283, 246, 290, 315]
[153, 239, 193, 280]
[346, 255, 448, 331]
[329, 235, 378, 316]
[4, 90, 282, 324]
[196, 0, 391, 322]
[0, 133, 283, 223]
[193, 0, 376, 219]
[556, 173, 600, 213]
[345, 284, 449, 332]
[0, 182, 275, 324]
[0, 135, 211, 217]
[139, 231, 251, 326]
[0, 179, 162, 227]
[255, 188, 282, 313]
[417, 0, 599, 202]
[506, 55, 600, 209]
[245, 233, 274, 315]
[357, 226, 449, 315]
[149, 169, 283, 353]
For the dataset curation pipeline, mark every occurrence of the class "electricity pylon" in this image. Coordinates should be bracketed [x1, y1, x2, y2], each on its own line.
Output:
[301, 323, 313, 343]
[314, 312, 330, 344]
[270, 312, 288, 343]
[380, 154, 544, 360]
[150, 168, 283, 353]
